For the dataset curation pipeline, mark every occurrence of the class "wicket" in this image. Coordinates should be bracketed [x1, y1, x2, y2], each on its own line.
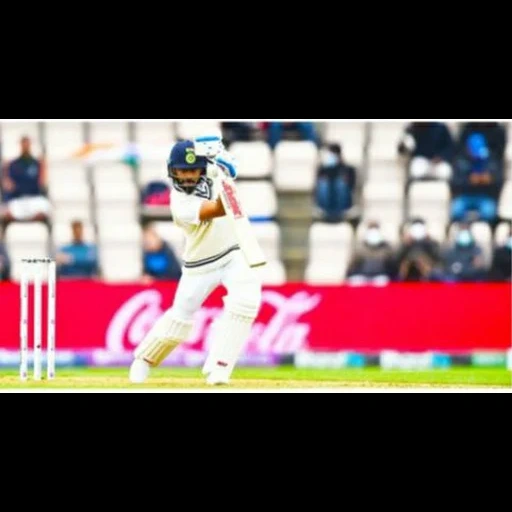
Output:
[20, 258, 56, 381]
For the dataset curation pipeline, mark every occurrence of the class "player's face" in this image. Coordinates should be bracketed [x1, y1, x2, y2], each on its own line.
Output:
[175, 168, 202, 187]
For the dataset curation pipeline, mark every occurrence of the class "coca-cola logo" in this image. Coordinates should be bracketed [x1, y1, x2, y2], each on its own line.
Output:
[106, 289, 322, 355]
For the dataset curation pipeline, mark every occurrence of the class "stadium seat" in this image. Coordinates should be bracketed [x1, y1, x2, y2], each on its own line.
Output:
[366, 161, 405, 183]
[324, 122, 366, 167]
[498, 180, 512, 220]
[236, 181, 277, 221]
[250, 222, 282, 262]
[96, 204, 139, 223]
[97, 223, 143, 282]
[425, 222, 447, 246]
[257, 260, 287, 285]
[252, 222, 286, 285]
[133, 122, 175, 146]
[52, 203, 92, 224]
[95, 181, 138, 203]
[52, 222, 95, 247]
[362, 182, 404, 225]
[92, 162, 133, 182]
[505, 134, 512, 179]
[304, 222, 354, 284]
[368, 122, 407, 162]
[88, 122, 129, 145]
[228, 141, 273, 179]
[152, 222, 186, 261]
[495, 221, 511, 245]
[4, 223, 50, 281]
[92, 164, 138, 203]
[176, 122, 221, 140]
[49, 180, 91, 203]
[448, 222, 493, 267]
[98, 222, 142, 244]
[408, 181, 451, 227]
[0, 122, 42, 161]
[99, 246, 143, 282]
[138, 162, 168, 186]
[43, 122, 85, 161]
[47, 161, 89, 186]
[273, 141, 318, 192]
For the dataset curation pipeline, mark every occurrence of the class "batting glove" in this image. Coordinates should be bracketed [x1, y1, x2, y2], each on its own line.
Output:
[212, 150, 238, 179]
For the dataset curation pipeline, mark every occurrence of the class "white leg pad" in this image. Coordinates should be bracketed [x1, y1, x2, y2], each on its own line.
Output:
[206, 311, 254, 382]
[134, 312, 193, 367]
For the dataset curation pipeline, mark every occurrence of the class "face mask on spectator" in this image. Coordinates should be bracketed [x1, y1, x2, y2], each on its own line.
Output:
[365, 228, 383, 246]
[410, 222, 427, 241]
[320, 150, 339, 168]
[456, 230, 473, 247]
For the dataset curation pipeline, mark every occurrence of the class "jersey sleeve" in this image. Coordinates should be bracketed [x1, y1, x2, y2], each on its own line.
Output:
[171, 192, 205, 225]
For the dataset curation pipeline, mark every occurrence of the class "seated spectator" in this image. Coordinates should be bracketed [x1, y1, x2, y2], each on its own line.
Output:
[450, 133, 503, 223]
[396, 218, 442, 282]
[398, 122, 454, 180]
[0, 136, 51, 223]
[0, 226, 11, 281]
[490, 224, 511, 281]
[55, 220, 99, 278]
[315, 143, 356, 222]
[439, 223, 487, 282]
[142, 224, 181, 282]
[455, 122, 507, 173]
[141, 180, 171, 210]
[221, 122, 264, 146]
[266, 122, 320, 149]
[346, 221, 395, 285]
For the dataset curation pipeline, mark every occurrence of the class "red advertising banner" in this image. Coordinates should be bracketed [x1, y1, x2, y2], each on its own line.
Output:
[0, 282, 510, 358]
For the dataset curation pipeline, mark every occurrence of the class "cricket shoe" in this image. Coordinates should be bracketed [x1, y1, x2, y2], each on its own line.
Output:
[129, 359, 150, 384]
[206, 366, 230, 386]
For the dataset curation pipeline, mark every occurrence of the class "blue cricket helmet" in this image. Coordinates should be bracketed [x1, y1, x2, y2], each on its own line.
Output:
[167, 140, 209, 194]
[167, 140, 208, 171]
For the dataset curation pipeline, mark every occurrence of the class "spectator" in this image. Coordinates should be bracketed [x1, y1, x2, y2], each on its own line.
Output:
[450, 132, 503, 223]
[141, 180, 171, 210]
[266, 122, 320, 149]
[346, 221, 396, 285]
[490, 225, 512, 281]
[315, 143, 356, 221]
[0, 136, 51, 223]
[398, 122, 454, 180]
[142, 224, 182, 282]
[55, 220, 99, 279]
[0, 226, 10, 281]
[221, 122, 263, 146]
[396, 218, 442, 282]
[440, 223, 487, 282]
[455, 123, 507, 172]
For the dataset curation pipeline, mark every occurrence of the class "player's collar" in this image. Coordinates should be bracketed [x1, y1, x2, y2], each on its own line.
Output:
[172, 175, 212, 200]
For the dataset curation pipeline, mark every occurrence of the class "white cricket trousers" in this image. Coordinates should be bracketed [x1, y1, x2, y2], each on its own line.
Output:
[171, 250, 262, 322]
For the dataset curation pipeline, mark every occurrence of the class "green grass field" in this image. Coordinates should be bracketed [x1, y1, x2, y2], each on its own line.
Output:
[0, 367, 510, 390]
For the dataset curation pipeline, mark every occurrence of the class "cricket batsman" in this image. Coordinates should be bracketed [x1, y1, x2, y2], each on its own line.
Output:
[129, 137, 262, 385]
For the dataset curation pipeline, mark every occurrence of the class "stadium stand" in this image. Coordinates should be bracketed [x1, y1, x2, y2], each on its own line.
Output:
[1, 121, 510, 284]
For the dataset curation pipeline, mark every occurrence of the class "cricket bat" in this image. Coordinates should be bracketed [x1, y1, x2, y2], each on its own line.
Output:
[193, 135, 267, 269]
[214, 169, 267, 268]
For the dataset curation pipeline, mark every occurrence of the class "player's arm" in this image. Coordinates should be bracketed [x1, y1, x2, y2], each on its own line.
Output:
[199, 196, 225, 221]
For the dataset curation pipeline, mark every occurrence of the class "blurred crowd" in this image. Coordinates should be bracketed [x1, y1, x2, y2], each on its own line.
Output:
[347, 218, 511, 284]
[0, 122, 510, 284]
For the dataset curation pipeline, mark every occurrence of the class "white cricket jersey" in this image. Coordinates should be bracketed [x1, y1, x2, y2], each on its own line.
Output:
[170, 177, 239, 274]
